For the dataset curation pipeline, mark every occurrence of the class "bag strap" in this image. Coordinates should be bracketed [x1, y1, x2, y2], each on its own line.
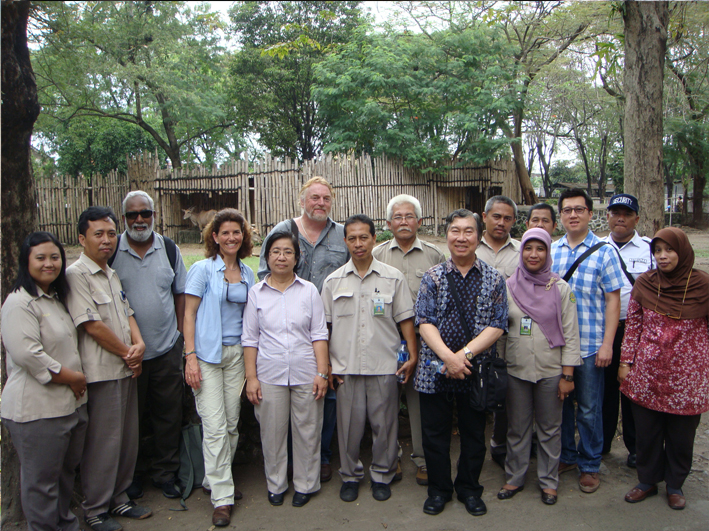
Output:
[445, 271, 474, 342]
[562, 242, 607, 283]
[609, 245, 635, 286]
[289, 218, 300, 240]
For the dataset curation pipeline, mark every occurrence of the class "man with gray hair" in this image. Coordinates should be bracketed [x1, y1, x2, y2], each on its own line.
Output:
[373, 194, 445, 486]
[476, 195, 520, 469]
[110, 190, 188, 500]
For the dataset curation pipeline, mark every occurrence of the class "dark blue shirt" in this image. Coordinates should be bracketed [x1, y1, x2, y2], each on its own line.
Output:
[414, 258, 507, 394]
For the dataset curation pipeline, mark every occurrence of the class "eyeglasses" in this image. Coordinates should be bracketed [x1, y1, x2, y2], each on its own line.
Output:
[392, 215, 418, 222]
[224, 277, 243, 304]
[125, 210, 154, 220]
[269, 249, 295, 257]
[560, 207, 589, 216]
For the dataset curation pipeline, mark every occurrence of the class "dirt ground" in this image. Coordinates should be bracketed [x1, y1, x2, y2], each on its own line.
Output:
[30, 227, 709, 531]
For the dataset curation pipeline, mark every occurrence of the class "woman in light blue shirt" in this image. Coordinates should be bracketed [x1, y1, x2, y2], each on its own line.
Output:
[184, 209, 255, 528]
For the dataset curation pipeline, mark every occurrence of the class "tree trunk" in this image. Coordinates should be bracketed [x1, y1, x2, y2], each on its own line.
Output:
[598, 134, 608, 199]
[1, 0, 41, 524]
[502, 117, 538, 205]
[623, 1, 669, 237]
[575, 136, 593, 196]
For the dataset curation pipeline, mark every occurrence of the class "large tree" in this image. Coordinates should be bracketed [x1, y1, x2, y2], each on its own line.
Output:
[665, 2, 709, 227]
[623, 1, 669, 237]
[228, 1, 363, 160]
[31, 1, 235, 169]
[396, 1, 598, 205]
[2, 0, 40, 523]
[313, 27, 515, 171]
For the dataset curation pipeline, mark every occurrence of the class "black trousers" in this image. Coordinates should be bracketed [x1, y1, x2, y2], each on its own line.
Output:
[135, 334, 184, 484]
[631, 402, 700, 489]
[420, 391, 486, 499]
[602, 321, 636, 454]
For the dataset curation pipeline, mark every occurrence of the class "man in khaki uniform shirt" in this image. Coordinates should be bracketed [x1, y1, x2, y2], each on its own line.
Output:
[476, 195, 521, 469]
[322, 215, 417, 504]
[373, 194, 445, 486]
[66, 206, 151, 531]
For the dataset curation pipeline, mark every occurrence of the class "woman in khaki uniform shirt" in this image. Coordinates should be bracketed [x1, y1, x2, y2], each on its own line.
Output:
[1, 232, 88, 531]
[498, 228, 581, 506]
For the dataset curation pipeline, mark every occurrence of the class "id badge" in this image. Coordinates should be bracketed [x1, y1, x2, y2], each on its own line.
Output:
[520, 316, 532, 336]
[373, 297, 385, 316]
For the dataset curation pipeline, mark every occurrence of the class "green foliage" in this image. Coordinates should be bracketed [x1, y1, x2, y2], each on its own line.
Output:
[313, 26, 516, 171]
[31, 1, 238, 168]
[50, 118, 158, 177]
[549, 160, 586, 185]
[228, 1, 364, 160]
[376, 230, 393, 243]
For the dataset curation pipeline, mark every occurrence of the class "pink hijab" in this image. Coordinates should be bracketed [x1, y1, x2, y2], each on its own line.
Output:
[506, 228, 566, 348]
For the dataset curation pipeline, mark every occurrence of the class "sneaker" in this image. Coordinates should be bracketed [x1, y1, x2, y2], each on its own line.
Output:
[110, 501, 152, 519]
[85, 513, 122, 531]
[125, 477, 143, 500]
[416, 465, 428, 486]
[579, 472, 600, 493]
[153, 478, 182, 499]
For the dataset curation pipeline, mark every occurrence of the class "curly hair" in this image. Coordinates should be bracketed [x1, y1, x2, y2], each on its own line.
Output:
[203, 208, 253, 260]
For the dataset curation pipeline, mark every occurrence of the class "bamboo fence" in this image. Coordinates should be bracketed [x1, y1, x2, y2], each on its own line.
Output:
[36, 152, 518, 244]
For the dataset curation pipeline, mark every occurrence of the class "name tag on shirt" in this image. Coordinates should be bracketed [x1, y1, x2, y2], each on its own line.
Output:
[373, 297, 385, 316]
[520, 316, 532, 336]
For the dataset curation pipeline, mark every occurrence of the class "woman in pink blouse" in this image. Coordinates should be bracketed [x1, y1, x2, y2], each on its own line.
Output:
[243, 230, 330, 508]
[619, 227, 709, 510]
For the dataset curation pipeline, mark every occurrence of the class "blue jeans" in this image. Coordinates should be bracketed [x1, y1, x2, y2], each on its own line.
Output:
[561, 355, 604, 473]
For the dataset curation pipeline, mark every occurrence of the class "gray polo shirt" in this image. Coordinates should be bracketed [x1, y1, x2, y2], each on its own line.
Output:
[258, 218, 349, 293]
[111, 232, 187, 360]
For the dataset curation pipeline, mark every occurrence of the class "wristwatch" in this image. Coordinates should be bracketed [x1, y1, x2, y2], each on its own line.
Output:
[562, 374, 574, 382]
[463, 346, 473, 360]
[317, 372, 329, 380]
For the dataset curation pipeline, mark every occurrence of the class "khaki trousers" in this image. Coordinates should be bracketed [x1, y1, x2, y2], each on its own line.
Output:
[255, 382, 323, 494]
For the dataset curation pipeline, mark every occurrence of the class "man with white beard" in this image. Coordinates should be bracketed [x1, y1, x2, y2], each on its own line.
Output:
[110, 190, 188, 500]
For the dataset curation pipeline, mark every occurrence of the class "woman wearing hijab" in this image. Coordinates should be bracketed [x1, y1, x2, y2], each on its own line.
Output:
[619, 227, 709, 510]
[498, 228, 581, 505]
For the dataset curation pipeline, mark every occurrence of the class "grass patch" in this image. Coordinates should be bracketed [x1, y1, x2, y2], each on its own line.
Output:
[183, 253, 260, 277]
[694, 249, 709, 258]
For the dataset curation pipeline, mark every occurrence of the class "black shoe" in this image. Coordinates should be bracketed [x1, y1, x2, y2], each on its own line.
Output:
[497, 486, 524, 500]
[125, 477, 143, 500]
[541, 491, 557, 505]
[458, 494, 487, 516]
[491, 453, 506, 470]
[268, 491, 284, 506]
[371, 482, 391, 501]
[627, 453, 637, 468]
[153, 478, 182, 499]
[85, 513, 122, 531]
[292, 492, 312, 507]
[423, 495, 451, 515]
[340, 482, 359, 502]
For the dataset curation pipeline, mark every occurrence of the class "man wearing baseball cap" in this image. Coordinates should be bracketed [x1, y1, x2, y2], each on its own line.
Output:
[601, 194, 654, 469]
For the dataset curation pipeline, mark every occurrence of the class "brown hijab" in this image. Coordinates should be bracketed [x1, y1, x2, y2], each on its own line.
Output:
[631, 227, 709, 320]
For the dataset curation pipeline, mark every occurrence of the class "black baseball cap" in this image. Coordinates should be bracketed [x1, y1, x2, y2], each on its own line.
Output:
[607, 194, 639, 213]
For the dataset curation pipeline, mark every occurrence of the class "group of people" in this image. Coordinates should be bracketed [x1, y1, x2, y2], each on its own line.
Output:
[2, 179, 708, 531]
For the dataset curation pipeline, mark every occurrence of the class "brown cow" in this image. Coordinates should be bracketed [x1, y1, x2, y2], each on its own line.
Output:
[183, 207, 217, 243]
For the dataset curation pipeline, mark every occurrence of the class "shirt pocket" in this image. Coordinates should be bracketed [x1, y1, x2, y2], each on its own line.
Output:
[373, 293, 393, 319]
[326, 244, 348, 270]
[91, 290, 113, 324]
[333, 291, 355, 317]
[156, 266, 175, 290]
